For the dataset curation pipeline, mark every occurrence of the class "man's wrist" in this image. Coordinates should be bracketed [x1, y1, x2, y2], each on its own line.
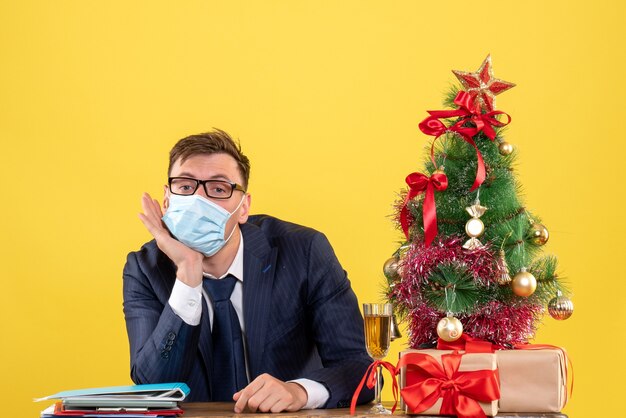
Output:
[288, 379, 329, 409]
[168, 279, 202, 325]
[287, 382, 308, 409]
[175, 257, 203, 287]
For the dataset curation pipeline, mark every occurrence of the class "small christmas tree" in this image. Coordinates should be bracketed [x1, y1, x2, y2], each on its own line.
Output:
[386, 55, 574, 349]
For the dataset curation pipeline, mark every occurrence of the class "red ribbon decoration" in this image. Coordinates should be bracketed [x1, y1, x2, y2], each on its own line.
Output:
[435, 335, 574, 404]
[437, 334, 499, 353]
[397, 351, 500, 418]
[350, 360, 398, 415]
[400, 171, 448, 245]
[418, 90, 511, 192]
[450, 90, 511, 141]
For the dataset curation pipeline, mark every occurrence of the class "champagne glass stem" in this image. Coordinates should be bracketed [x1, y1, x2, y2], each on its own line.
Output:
[374, 363, 382, 407]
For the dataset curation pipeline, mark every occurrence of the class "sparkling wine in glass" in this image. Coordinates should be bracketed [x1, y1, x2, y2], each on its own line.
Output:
[363, 303, 392, 414]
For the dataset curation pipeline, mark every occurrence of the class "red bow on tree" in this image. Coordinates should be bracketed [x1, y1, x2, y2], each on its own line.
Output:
[418, 91, 511, 191]
[400, 171, 448, 246]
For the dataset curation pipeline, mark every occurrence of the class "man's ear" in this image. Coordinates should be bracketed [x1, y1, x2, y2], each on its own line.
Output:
[237, 193, 251, 224]
[163, 185, 170, 210]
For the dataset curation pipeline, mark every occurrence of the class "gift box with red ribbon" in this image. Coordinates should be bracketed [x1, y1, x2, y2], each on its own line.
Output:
[436, 335, 572, 413]
[398, 349, 499, 418]
[497, 348, 569, 413]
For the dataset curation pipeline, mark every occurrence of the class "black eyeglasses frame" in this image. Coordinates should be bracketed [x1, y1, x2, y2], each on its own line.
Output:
[168, 177, 246, 199]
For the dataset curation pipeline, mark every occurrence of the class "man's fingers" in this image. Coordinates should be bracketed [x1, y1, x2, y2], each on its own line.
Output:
[138, 213, 158, 235]
[259, 392, 288, 413]
[233, 375, 306, 414]
[270, 398, 292, 414]
[141, 193, 163, 222]
[233, 376, 267, 413]
[140, 196, 157, 225]
[245, 390, 273, 413]
[140, 193, 171, 238]
[138, 212, 166, 240]
[150, 197, 164, 218]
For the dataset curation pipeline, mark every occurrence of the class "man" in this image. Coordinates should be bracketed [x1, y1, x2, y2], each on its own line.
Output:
[123, 129, 374, 413]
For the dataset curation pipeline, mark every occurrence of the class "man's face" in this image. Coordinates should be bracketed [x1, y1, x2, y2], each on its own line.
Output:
[165, 152, 250, 229]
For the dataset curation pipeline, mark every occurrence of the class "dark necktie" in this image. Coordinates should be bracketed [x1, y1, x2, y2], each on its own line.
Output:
[203, 275, 248, 401]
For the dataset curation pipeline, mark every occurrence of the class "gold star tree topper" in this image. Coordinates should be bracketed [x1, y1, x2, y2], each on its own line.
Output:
[452, 55, 516, 112]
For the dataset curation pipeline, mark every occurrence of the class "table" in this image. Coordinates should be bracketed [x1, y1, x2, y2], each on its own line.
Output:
[180, 402, 568, 417]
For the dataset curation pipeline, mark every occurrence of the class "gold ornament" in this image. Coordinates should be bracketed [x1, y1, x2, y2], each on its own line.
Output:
[463, 200, 488, 249]
[383, 257, 400, 279]
[390, 314, 403, 341]
[465, 218, 485, 237]
[397, 243, 411, 258]
[511, 268, 537, 297]
[528, 222, 549, 246]
[436, 314, 463, 342]
[498, 141, 513, 155]
[548, 290, 574, 320]
[497, 249, 512, 285]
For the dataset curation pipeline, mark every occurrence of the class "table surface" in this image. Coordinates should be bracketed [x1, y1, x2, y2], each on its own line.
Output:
[180, 402, 568, 418]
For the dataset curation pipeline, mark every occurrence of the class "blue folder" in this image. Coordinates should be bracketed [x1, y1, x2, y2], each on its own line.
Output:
[36, 382, 190, 406]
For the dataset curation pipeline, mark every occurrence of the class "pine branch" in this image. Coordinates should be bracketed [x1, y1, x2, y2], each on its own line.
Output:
[422, 263, 492, 313]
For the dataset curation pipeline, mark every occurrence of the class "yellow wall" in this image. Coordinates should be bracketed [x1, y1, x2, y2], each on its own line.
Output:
[1, 1, 623, 416]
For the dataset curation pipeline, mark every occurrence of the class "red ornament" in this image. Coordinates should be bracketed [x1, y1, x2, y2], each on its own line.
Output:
[452, 55, 516, 112]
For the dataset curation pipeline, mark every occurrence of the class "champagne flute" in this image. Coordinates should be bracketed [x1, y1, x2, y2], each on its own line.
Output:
[363, 303, 392, 414]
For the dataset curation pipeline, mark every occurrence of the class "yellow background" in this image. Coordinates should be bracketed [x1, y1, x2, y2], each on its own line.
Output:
[1, 1, 623, 416]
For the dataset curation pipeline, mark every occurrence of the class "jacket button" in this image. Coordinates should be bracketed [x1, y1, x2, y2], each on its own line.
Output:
[161, 351, 169, 359]
[167, 332, 176, 340]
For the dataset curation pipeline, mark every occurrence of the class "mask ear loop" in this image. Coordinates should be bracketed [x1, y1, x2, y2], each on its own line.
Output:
[223, 193, 247, 243]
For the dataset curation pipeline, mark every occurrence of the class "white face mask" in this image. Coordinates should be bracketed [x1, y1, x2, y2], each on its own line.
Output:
[162, 193, 245, 257]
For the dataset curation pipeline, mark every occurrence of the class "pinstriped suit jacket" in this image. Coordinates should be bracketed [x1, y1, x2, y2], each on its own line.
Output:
[123, 215, 374, 407]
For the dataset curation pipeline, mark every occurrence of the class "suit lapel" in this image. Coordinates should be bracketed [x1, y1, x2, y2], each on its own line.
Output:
[241, 222, 277, 379]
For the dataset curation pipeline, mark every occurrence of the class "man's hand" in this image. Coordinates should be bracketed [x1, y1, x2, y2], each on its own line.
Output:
[138, 193, 203, 287]
[233, 374, 308, 413]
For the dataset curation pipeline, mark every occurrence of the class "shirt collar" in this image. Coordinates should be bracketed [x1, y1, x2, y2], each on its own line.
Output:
[202, 230, 244, 281]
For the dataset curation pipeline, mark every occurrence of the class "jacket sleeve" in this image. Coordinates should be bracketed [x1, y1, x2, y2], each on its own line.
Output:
[122, 250, 201, 384]
[299, 232, 375, 408]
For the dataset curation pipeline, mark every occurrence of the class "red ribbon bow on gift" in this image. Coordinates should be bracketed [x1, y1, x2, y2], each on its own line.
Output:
[436, 334, 574, 404]
[350, 360, 399, 415]
[418, 90, 511, 192]
[397, 351, 500, 418]
[400, 171, 448, 245]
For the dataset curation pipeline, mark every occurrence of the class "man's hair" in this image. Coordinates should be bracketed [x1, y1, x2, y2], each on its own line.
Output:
[168, 129, 251, 189]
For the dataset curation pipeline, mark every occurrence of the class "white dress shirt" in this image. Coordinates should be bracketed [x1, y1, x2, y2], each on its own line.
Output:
[168, 231, 329, 409]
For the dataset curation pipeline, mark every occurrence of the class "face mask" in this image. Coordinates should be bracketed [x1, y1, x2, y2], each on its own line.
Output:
[162, 193, 245, 257]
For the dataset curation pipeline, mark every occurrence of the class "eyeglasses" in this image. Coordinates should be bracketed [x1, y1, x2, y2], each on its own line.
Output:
[168, 177, 246, 199]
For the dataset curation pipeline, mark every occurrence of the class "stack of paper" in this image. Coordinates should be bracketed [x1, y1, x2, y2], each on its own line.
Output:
[36, 383, 189, 418]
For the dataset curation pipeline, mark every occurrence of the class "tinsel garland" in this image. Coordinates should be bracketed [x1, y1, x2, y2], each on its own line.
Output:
[399, 235, 498, 288]
[404, 301, 543, 348]
[392, 235, 544, 348]
[459, 301, 544, 346]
